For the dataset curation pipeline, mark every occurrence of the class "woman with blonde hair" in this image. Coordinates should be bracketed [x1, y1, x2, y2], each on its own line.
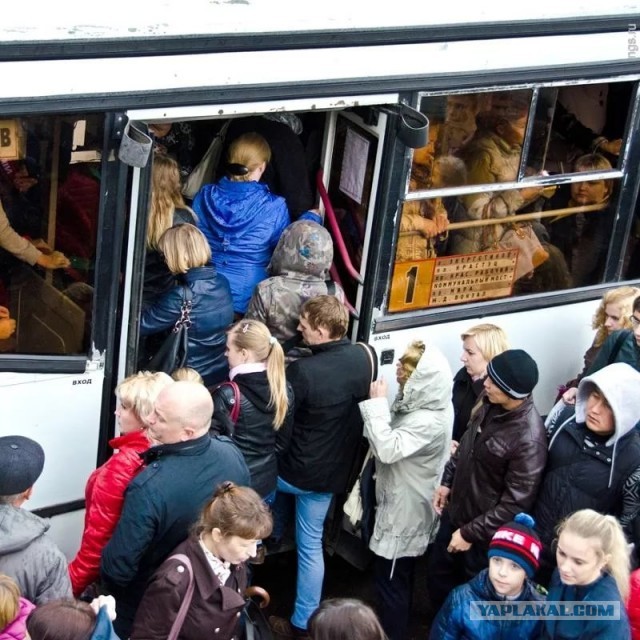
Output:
[212, 319, 293, 504]
[452, 323, 509, 443]
[143, 155, 196, 308]
[193, 132, 290, 315]
[140, 223, 234, 386]
[68, 371, 173, 597]
[131, 482, 273, 640]
[540, 509, 631, 639]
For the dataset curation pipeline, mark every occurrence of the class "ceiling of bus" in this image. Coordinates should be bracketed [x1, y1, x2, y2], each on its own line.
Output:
[0, 0, 638, 41]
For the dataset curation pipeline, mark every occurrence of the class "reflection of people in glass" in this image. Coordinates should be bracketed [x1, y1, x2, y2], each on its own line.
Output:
[0, 305, 15, 340]
[449, 97, 542, 255]
[439, 94, 479, 156]
[545, 153, 613, 285]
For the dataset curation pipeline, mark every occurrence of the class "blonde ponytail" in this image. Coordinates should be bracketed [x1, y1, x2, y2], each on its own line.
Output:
[229, 320, 289, 430]
[558, 509, 630, 601]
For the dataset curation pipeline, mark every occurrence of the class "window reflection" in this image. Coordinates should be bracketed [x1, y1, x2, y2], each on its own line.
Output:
[0, 115, 102, 355]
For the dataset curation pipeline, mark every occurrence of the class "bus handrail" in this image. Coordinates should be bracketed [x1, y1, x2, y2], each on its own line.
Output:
[316, 169, 365, 285]
[447, 203, 606, 231]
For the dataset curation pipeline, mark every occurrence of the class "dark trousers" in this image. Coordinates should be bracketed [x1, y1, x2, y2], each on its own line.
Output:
[374, 555, 416, 640]
[426, 510, 488, 614]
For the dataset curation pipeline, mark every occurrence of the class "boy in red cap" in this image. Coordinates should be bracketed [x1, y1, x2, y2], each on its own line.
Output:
[430, 513, 544, 640]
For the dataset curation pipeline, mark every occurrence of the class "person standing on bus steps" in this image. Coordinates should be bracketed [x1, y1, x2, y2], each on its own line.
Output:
[100, 381, 250, 638]
[140, 223, 234, 387]
[358, 340, 453, 640]
[245, 219, 345, 352]
[427, 349, 547, 613]
[269, 296, 374, 639]
[532, 362, 640, 587]
[0, 436, 72, 605]
[193, 132, 291, 315]
[68, 371, 174, 597]
[211, 319, 294, 505]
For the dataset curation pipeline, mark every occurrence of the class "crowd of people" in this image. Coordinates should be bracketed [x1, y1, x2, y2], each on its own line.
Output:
[1, 116, 640, 640]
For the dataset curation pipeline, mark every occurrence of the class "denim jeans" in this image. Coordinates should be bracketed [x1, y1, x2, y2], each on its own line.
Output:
[276, 476, 333, 629]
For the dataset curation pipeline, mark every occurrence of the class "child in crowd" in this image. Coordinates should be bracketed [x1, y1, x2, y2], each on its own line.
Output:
[540, 509, 630, 639]
[308, 599, 387, 640]
[430, 513, 544, 640]
[131, 482, 272, 640]
[68, 371, 173, 596]
[0, 574, 34, 640]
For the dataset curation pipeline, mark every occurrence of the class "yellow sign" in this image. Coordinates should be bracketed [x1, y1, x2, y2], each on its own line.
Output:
[388, 250, 517, 312]
[0, 120, 25, 160]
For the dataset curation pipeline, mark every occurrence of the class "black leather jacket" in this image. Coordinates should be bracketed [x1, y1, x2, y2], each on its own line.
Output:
[441, 394, 547, 546]
[211, 371, 294, 498]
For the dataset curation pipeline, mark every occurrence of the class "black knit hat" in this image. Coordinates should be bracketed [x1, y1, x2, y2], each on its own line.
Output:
[486, 349, 539, 399]
[489, 513, 542, 578]
[0, 436, 45, 495]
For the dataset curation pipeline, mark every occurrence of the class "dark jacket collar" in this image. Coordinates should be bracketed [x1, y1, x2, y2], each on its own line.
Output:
[141, 433, 210, 464]
[309, 337, 350, 354]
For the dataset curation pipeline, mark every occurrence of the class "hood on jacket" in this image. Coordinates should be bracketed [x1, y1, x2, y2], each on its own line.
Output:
[576, 362, 640, 446]
[0, 505, 48, 554]
[268, 220, 333, 278]
[394, 344, 453, 413]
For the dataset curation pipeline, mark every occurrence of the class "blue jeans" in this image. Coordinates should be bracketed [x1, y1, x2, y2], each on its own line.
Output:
[276, 476, 333, 629]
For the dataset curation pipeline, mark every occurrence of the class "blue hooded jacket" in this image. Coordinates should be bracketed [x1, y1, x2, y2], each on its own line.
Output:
[193, 177, 290, 313]
[91, 605, 121, 640]
[430, 568, 543, 640]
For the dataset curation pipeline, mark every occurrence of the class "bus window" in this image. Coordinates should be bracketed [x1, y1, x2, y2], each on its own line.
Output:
[0, 115, 103, 355]
[389, 82, 633, 313]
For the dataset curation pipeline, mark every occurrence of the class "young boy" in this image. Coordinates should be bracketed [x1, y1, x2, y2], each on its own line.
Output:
[430, 513, 544, 640]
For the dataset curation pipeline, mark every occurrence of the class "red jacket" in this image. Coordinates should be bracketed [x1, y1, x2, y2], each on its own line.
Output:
[629, 569, 640, 640]
[69, 430, 150, 596]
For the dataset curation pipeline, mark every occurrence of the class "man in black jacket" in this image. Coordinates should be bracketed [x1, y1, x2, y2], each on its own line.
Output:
[428, 349, 547, 612]
[101, 381, 250, 638]
[270, 296, 373, 639]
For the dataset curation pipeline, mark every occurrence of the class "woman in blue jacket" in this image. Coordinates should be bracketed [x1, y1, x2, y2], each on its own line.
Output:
[193, 132, 290, 315]
[140, 223, 234, 386]
[540, 509, 631, 639]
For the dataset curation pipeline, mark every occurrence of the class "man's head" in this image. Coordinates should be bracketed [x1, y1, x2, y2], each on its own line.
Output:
[484, 349, 539, 409]
[298, 296, 348, 346]
[145, 381, 213, 446]
[0, 436, 45, 506]
[570, 153, 613, 206]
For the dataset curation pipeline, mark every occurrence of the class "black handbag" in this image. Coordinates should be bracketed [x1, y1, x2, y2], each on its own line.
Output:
[147, 286, 192, 374]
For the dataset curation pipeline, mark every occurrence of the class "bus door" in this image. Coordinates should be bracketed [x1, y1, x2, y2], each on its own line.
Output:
[319, 109, 389, 336]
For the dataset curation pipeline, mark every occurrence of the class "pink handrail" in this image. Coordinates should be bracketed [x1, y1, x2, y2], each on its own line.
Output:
[316, 169, 364, 285]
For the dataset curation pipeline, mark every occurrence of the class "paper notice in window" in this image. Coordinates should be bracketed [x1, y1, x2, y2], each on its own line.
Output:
[339, 128, 369, 205]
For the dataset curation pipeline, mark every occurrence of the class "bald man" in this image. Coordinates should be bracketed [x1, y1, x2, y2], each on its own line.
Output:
[101, 381, 250, 638]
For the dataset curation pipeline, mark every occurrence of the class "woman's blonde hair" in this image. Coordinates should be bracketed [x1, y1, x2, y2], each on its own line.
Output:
[399, 340, 426, 380]
[0, 574, 20, 631]
[460, 323, 510, 362]
[193, 482, 272, 540]
[226, 132, 271, 182]
[147, 155, 192, 250]
[557, 509, 630, 601]
[228, 319, 289, 429]
[158, 223, 211, 275]
[592, 286, 640, 347]
[115, 371, 174, 422]
[171, 367, 204, 384]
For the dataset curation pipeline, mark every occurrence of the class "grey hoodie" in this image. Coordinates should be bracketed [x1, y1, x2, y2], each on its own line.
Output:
[0, 504, 72, 604]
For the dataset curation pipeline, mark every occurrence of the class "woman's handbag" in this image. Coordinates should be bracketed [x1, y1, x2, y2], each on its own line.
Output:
[182, 121, 230, 199]
[343, 447, 373, 530]
[243, 586, 273, 640]
[148, 286, 193, 374]
[498, 223, 549, 281]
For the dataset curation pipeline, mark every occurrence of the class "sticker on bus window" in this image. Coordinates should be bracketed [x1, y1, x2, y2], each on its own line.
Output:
[388, 250, 517, 312]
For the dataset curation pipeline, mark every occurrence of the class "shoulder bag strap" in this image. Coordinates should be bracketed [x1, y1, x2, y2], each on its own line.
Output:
[355, 342, 378, 384]
[166, 553, 195, 640]
[607, 329, 632, 366]
[224, 381, 241, 424]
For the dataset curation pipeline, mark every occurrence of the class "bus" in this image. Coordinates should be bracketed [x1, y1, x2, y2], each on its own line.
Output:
[0, 2, 639, 557]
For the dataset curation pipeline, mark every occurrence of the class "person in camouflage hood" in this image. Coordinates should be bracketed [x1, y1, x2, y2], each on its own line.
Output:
[245, 220, 344, 347]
